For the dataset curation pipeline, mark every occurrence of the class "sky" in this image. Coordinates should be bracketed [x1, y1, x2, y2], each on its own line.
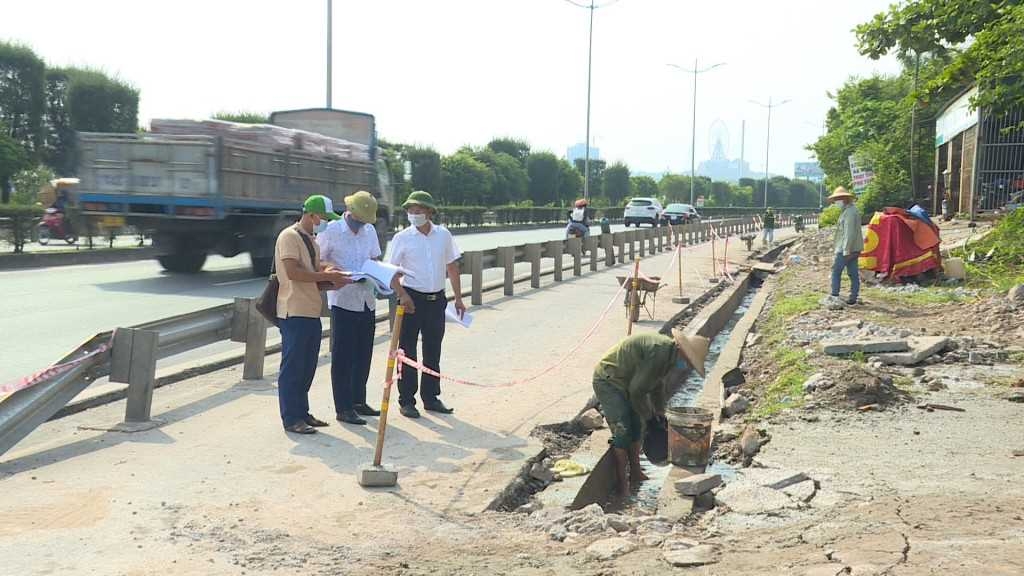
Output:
[3, 0, 902, 178]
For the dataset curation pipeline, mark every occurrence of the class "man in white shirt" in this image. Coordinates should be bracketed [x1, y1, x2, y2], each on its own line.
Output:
[317, 191, 384, 426]
[389, 191, 466, 418]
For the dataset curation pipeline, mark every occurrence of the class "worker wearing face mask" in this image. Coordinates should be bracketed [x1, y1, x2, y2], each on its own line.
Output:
[274, 195, 352, 435]
[388, 191, 466, 418]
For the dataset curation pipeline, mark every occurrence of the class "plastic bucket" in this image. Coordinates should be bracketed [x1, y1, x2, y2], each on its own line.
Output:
[666, 406, 713, 467]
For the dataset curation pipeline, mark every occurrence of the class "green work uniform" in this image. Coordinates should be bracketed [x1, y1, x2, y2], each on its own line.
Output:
[592, 333, 682, 449]
[763, 210, 776, 229]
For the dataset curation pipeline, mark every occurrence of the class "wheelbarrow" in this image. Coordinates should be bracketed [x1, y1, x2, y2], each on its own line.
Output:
[617, 274, 665, 322]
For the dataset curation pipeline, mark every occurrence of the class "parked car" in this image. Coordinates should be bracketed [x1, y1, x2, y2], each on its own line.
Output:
[623, 197, 663, 227]
[661, 203, 701, 225]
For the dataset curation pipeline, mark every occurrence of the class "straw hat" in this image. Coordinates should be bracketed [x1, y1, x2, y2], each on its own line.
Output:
[671, 330, 710, 377]
[827, 187, 856, 203]
[344, 190, 378, 224]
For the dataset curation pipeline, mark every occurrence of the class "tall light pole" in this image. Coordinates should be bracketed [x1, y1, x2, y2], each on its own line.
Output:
[326, 0, 333, 108]
[750, 97, 791, 208]
[563, 0, 621, 200]
[669, 60, 724, 205]
[804, 119, 826, 208]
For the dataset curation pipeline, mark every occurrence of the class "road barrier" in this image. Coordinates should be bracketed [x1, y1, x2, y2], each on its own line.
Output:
[0, 214, 817, 457]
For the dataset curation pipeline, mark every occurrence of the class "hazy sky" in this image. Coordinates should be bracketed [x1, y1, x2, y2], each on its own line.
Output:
[3, 0, 901, 177]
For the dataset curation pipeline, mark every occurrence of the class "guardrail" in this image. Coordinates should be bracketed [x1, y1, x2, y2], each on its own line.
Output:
[0, 213, 817, 457]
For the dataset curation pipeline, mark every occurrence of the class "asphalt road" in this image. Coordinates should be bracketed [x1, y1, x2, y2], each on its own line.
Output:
[0, 223, 631, 383]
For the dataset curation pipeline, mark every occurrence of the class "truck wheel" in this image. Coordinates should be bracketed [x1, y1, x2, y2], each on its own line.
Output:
[158, 252, 207, 274]
[251, 256, 273, 277]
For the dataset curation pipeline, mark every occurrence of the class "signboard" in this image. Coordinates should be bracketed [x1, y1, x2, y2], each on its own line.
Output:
[935, 87, 979, 147]
[695, 196, 705, 208]
[794, 161, 824, 181]
[848, 155, 874, 194]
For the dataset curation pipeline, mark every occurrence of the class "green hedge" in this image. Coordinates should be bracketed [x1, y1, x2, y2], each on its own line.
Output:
[0, 204, 43, 253]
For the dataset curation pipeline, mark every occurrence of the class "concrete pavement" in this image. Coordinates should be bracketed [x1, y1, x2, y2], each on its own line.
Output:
[0, 227, 797, 574]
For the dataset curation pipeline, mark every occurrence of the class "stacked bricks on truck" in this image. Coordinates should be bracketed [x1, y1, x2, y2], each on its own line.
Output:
[73, 108, 394, 275]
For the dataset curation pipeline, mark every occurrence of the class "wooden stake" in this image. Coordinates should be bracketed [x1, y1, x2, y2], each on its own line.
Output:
[627, 257, 640, 335]
[373, 305, 405, 467]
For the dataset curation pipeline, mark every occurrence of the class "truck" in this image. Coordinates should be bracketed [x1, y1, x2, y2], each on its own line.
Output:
[73, 108, 394, 276]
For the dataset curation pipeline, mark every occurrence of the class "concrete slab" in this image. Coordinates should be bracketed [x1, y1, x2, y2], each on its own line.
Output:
[537, 429, 613, 511]
[674, 473, 722, 496]
[822, 340, 910, 356]
[875, 337, 951, 366]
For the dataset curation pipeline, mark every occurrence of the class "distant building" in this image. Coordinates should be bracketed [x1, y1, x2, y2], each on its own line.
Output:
[695, 134, 754, 183]
[566, 143, 600, 164]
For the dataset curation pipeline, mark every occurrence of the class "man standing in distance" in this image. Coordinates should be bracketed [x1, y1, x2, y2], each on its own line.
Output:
[389, 191, 466, 418]
[317, 191, 383, 426]
[275, 195, 351, 434]
[828, 187, 864, 305]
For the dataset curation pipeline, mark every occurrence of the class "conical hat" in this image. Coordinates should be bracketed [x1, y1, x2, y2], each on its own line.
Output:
[671, 330, 710, 376]
[827, 186, 856, 202]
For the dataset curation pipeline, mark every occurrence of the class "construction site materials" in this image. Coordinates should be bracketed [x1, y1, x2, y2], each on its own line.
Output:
[666, 407, 713, 467]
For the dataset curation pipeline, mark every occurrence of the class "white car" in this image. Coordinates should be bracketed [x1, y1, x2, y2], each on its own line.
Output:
[623, 197, 663, 227]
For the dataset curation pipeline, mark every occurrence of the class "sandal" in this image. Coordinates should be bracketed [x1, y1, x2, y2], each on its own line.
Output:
[284, 422, 317, 435]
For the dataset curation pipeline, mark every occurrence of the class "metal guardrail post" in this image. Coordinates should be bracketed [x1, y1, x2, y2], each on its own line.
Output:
[498, 246, 515, 296]
[525, 243, 542, 288]
[547, 240, 564, 282]
[231, 298, 268, 380]
[614, 233, 626, 264]
[602, 234, 615, 267]
[467, 251, 484, 306]
[628, 231, 636, 261]
[566, 237, 583, 277]
[111, 327, 159, 423]
[587, 235, 599, 271]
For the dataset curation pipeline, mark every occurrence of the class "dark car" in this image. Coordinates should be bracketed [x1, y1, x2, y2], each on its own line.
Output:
[661, 203, 701, 225]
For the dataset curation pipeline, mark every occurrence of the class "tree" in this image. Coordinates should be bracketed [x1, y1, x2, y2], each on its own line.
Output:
[0, 126, 29, 202]
[527, 152, 561, 205]
[0, 42, 45, 162]
[404, 146, 443, 196]
[658, 174, 688, 203]
[602, 162, 631, 205]
[630, 176, 659, 200]
[856, 1, 1024, 118]
[558, 159, 582, 203]
[486, 137, 530, 167]
[573, 158, 606, 197]
[440, 152, 492, 205]
[471, 147, 528, 205]
[213, 111, 269, 124]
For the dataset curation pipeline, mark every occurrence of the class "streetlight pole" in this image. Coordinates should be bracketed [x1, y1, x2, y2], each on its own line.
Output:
[668, 60, 725, 205]
[563, 0, 622, 200]
[750, 97, 791, 208]
[326, 0, 333, 108]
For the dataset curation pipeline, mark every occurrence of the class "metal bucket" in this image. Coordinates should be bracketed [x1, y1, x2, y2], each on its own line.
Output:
[666, 406, 713, 467]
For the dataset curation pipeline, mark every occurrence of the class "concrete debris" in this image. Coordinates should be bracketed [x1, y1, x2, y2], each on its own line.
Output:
[585, 537, 636, 560]
[529, 462, 555, 484]
[723, 393, 751, 417]
[639, 534, 666, 547]
[577, 408, 605, 431]
[874, 337, 951, 366]
[803, 373, 834, 393]
[912, 367, 925, 376]
[722, 366, 746, 389]
[604, 514, 631, 533]
[674, 473, 723, 496]
[740, 468, 811, 490]
[635, 518, 675, 535]
[716, 481, 801, 514]
[831, 320, 863, 330]
[1008, 284, 1024, 304]
[782, 480, 819, 503]
[822, 339, 910, 356]
[547, 524, 568, 542]
[662, 544, 720, 567]
[821, 296, 846, 311]
[516, 501, 542, 514]
[746, 333, 762, 347]
[661, 537, 702, 551]
[803, 564, 852, 576]
[739, 425, 762, 457]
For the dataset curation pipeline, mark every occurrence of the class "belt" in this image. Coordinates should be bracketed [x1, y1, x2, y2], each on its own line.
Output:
[406, 288, 445, 302]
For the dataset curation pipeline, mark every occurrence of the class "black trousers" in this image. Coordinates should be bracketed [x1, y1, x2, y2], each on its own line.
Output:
[330, 305, 376, 413]
[398, 289, 446, 407]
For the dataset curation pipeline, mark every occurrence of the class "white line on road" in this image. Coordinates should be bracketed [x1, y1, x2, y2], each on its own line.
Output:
[213, 278, 262, 287]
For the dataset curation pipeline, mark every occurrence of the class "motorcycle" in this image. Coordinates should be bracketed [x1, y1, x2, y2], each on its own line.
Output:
[38, 208, 78, 245]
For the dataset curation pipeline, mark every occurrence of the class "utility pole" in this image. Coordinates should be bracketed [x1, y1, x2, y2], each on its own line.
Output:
[326, 0, 333, 108]
[750, 97, 791, 208]
[668, 60, 725, 205]
[740, 120, 745, 182]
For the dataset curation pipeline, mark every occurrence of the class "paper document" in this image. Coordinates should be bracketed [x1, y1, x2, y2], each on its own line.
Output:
[445, 302, 473, 328]
[349, 260, 409, 296]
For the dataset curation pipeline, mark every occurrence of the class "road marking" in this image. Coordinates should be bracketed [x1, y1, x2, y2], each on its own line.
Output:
[213, 278, 262, 287]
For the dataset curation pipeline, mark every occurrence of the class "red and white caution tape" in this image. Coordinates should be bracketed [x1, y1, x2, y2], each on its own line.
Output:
[0, 340, 111, 400]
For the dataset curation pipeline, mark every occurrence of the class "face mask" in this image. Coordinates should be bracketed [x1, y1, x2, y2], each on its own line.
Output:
[314, 219, 328, 235]
[408, 212, 428, 228]
[345, 213, 365, 232]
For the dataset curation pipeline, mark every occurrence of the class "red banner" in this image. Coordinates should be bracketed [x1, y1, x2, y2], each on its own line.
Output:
[859, 208, 941, 280]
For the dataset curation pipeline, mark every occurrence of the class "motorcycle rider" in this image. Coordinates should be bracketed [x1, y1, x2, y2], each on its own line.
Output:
[566, 198, 590, 239]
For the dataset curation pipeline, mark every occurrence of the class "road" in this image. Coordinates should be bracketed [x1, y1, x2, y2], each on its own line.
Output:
[0, 223, 631, 383]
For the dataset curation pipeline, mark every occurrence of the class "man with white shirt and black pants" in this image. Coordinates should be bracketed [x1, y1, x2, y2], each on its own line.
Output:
[389, 191, 466, 418]
[317, 191, 384, 425]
